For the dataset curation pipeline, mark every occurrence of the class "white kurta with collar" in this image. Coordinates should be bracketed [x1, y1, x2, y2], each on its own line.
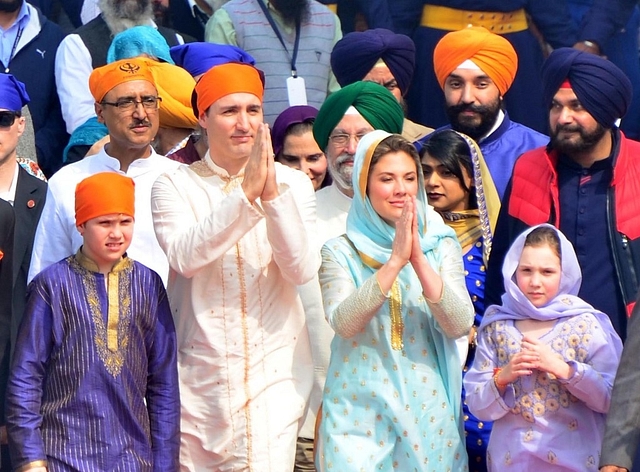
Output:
[28, 146, 181, 284]
[151, 152, 317, 471]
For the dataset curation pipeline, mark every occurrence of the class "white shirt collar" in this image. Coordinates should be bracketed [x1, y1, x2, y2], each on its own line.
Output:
[0, 163, 19, 205]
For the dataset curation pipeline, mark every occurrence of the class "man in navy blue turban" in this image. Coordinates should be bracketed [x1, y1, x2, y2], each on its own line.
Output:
[485, 47, 640, 354]
[542, 47, 632, 130]
[330, 28, 432, 143]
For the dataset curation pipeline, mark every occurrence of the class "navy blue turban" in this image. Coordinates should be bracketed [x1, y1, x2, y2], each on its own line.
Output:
[330, 28, 415, 96]
[170, 42, 255, 78]
[541, 47, 632, 128]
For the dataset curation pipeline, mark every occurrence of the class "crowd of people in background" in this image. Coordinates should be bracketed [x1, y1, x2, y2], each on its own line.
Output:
[1, 0, 640, 471]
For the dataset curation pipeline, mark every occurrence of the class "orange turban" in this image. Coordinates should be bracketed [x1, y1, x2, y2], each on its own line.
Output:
[75, 172, 135, 226]
[433, 26, 518, 96]
[148, 61, 198, 129]
[194, 62, 264, 118]
[89, 58, 156, 102]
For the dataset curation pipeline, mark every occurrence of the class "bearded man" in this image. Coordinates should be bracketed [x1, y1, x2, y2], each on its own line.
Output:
[425, 26, 548, 199]
[485, 48, 640, 342]
[329, 28, 433, 144]
[205, 0, 341, 124]
[54, 0, 186, 136]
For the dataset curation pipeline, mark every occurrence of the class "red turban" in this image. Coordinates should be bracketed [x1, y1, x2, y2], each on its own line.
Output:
[433, 26, 518, 96]
[75, 173, 135, 226]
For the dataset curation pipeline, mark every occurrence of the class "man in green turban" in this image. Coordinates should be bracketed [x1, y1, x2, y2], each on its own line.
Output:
[294, 81, 404, 469]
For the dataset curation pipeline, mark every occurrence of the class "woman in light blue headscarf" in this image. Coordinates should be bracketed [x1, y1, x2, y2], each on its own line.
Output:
[317, 130, 474, 471]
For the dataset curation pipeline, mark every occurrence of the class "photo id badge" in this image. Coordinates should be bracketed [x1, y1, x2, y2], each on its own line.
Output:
[287, 76, 308, 106]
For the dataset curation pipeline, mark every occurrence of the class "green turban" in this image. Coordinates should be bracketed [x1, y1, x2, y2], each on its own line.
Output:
[313, 81, 404, 150]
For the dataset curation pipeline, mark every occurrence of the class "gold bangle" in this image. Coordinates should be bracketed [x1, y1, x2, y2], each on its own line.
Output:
[493, 368, 509, 388]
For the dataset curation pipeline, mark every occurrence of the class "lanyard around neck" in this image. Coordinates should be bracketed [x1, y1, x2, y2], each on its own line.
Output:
[256, 0, 301, 77]
[4, 25, 24, 73]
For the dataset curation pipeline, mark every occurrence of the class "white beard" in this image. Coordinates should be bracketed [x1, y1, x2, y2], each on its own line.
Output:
[99, 0, 154, 34]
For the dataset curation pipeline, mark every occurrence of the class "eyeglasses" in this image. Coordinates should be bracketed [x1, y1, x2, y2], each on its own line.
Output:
[0, 111, 19, 128]
[328, 132, 369, 147]
[101, 96, 162, 112]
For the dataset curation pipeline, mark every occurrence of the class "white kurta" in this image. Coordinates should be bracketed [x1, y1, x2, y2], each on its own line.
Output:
[28, 146, 181, 285]
[151, 153, 317, 471]
[298, 183, 351, 439]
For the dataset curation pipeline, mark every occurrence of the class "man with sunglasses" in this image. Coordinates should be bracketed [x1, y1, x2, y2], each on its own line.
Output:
[0, 73, 46, 472]
[28, 58, 180, 286]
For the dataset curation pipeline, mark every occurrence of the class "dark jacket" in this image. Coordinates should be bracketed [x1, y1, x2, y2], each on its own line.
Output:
[2, 5, 68, 178]
[485, 129, 640, 338]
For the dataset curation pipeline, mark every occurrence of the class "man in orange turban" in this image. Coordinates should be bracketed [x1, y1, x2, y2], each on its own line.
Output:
[151, 60, 318, 471]
[29, 57, 181, 286]
[420, 26, 548, 201]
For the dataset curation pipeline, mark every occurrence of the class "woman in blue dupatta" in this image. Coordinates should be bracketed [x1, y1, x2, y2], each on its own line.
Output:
[317, 131, 474, 471]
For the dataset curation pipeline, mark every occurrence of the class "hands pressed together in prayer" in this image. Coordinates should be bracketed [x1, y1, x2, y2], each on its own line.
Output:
[495, 335, 573, 391]
[376, 197, 443, 302]
[242, 123, 279, 203]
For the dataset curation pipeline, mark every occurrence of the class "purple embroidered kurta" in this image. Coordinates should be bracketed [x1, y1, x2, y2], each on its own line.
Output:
[6, 253, 180, 472]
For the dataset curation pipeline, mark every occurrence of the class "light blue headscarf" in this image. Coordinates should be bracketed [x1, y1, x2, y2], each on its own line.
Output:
[106, 26, 174, 65]
[344, 131, 464, 427]
[346, 130, 456, 265]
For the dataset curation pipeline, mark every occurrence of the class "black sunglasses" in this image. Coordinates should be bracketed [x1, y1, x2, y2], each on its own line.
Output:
[0, 111, 19, 128]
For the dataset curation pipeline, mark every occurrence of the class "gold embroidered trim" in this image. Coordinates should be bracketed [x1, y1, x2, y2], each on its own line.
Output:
[72, 253, 133, 377]
[235, 242, 253, 468]
[390, 279, 404, 350]
[192, 155, 245, 194]
[107, 271, 120, 351]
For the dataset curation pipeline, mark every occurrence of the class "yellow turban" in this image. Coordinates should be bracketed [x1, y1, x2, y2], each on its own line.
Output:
[89, 58, 156, 102]
[75, 172, 135, 226]
[194, 62, 264, 118]
[433, 26, 518, 96]
[148, 61, 198, 129]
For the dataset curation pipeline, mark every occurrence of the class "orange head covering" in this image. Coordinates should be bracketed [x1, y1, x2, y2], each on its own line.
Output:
[148, 61, 198, 129]
[75, 172, 135, 226]
[89, 58, 156, 103]
[433, 26, 518, 96]
[193, 62, 264, 118]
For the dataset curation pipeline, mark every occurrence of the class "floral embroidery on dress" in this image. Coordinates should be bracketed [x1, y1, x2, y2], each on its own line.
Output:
[495, 314, 595, 423]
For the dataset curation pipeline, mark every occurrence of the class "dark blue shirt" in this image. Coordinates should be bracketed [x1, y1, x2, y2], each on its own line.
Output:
[557, 152, 625, 335]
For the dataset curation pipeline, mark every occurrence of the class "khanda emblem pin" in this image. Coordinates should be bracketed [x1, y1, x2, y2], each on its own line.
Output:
[119, 62, 141, 74]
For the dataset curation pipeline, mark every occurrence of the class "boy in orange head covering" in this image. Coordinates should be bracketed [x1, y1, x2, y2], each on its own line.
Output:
[5, 172, 180, 472]
[151, 59, 319, 471]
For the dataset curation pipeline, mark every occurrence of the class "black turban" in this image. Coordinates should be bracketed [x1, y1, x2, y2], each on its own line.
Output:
[541, 48, 632, 128]
[330, 28, 415, 96]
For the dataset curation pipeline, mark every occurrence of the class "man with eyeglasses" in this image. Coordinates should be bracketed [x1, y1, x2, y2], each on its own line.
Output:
[287, 81, 404, 470]
[330, 28, 433, 144]
[28, 58, 180, 286]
